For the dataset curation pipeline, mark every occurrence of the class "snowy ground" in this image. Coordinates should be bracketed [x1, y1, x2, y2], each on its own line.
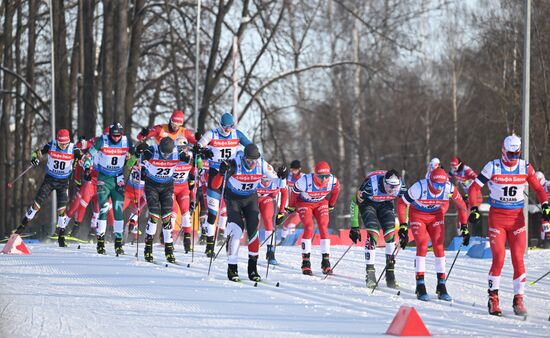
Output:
[1, 241, 549, 338]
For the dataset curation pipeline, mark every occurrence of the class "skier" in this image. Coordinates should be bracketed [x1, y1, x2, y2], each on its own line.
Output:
[210, 144, 287, 282]
[256, 174, 288, 265]
[138, 110, 197, 145]
[197, 112, 251, 257]
[170, 137, 196, 253]
[448, 156, 477, 203]
[287, 161, 340, 275]
[425, 157, 441, 179]
[349, 169, 406, 288]
[84, 122, 134, 255]
[279, 160, 304, 245]
[64, 136, 114, 239]
[535, 171, 550, 248]
[14, 129, 83, 247]
[397, 167, 469, 301]
[123, 163, 146, 242]
[134, 137, 191, 263]
[468, 134, 550, 316]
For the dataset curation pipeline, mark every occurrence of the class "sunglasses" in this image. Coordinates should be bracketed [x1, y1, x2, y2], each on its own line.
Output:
[506, 151, 521, 159]
[245, 158, 257, 166]
[431, 181, 446, 190]
[317, 174, 330, 180]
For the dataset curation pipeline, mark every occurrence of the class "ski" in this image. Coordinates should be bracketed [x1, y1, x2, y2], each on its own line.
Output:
[49, 235, 91, 244]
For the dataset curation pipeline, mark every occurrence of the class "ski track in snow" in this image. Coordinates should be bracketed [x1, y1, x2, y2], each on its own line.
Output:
[1, 243, 549, 337]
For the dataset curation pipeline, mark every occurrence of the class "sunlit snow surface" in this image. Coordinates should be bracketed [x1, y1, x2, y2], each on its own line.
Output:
[1, 242, 549, 337]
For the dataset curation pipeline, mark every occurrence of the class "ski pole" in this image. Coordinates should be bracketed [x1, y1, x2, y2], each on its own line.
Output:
[213, 234, 231, 261]
[191, 154, 202, 264]
[266, 193, 281, 279]
[371, 245, 400, 294]
[7, 164, 34, 189]
[321, 242, 355, 280]
[530, 269, 550, 286]
[445, 243, 463, 282]
[135, 156, 142, 260]
[207, 171, 228, 276]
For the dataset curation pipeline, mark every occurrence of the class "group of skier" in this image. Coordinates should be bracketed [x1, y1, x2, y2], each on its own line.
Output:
[11, 111, 550, 316]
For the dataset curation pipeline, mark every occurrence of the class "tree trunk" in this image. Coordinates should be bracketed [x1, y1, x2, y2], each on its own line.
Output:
[52, 0, 71, 129]
[124, 0, 145, 131]
[101, 0, 115, 127]
[349, 16, 362, 196]
[113, 0, 129, 124]
[81, 0, 96, 138]
[0, 1, 15, 235]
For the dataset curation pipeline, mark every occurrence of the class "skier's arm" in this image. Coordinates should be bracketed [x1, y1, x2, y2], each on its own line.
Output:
[350, 196, 360, 228]
[211, 159, 236, 190]
[451, 186, 469, 224]
[137, 124, 161, 141]
[397, 182, 420, 223]
[526, 164, 550, 205]
[197, 130, 213, 148]
[468, 162, 491, 208]
[236, 130, 252, 146]
[327, 178, 340, 207]
[278, 184, 288, 210]
[184, 129, 197, 144]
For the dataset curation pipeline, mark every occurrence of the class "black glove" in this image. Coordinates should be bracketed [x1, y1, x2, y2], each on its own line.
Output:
[31, 157, 40, 167]
[542, 202, 550, 221]
[83, 168, 92, 182]
[468, 207, 481, 227]
[179, 150, 190, 163]
[349, 227, 361, 244]
[285, 206, 296, 214]
[189, 201, 196, 215]
[203, 148, 214, 159]
[219, 160, 231, 175]
[328, 205, 335, 213]
[460, 224, 470, 246]
[398, 223, 409, 249]
[136, 142, 149, 154]
[275, 212, 285, 226]
[139, 127, 150, 138]
[277, 165, 289, 179]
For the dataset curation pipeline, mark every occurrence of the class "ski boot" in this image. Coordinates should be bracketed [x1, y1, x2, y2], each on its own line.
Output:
[248, 255, 261, 282]
[165, 242, 176, 263]
[366, 264, 376, 288]
[228, 264, 240, 282]
[513, 294, 527, 316]
[183, 232, 192, 253]
[385, 254, 398, 289]
[70, 222, 80, 238]
[301, 253, 313, 275]
[266, 244, 278, 265]
[57, 227, 67, 247]
[415, 275, 429, 301]
[488, 289, 502, 316]
[321, 253, 333, 275]
[436, 273, 452, 301]
[144, 235, 154, 262]
[114, 236, 125, 256]
[96, 235, 106, 254]
[205, 236, 215, 258]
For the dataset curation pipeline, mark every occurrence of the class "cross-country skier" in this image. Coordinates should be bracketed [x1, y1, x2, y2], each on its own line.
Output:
[425, 157, 441, 179]
[138, 110, 197, 145]
[468, 134, 550, 316]
[448, 156, 477, 203]
[256, 174, 288, 265]
[197, 112, 252, 257]
[84, 122, 134, 255]
[210, 144, 287, 282]
[134, 137, 191, 263]
[535, 171, 550, 248]
[287, 161, 340, 275]
[350, 169, 406, 288]
[397, 167, 469, 301]
[123, 163, 146, 242]
[170, 137, 196, 253]
[278, 160, 304, 245]
[14, 129, 83, 247]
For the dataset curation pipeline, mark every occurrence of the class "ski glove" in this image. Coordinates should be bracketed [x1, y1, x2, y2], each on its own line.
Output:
[139, 127, 150, 138]
[285, 206, 296, 214]
[349, 227, 361, 244]
[82, 157, 92, 169]
[275, 212, 285, 226]
[30, 151, 40, 166]
[328, 205, 335, 213]
[189, 201, 196, 215]
[135, 142, 149, 155]
[218, 160, 232, 175]
[460, 224, 470, 246]
[277, 165, 289, 179]
[468, 207, 481, 226]
[541, 202, 550, 221]
[398, 223, 409, 249]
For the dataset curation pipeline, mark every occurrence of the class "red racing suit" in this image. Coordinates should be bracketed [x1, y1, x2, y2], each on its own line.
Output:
[257, 179, 288, 235]
[289, 173, 340, 255]
[397, 179, 468, 278]
[468, 159, 547, 295]
[281, 172, 304, 237]
[171, 157, 195, 235]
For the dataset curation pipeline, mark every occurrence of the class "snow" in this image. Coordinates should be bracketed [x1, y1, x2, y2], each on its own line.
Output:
[1, 242, 549, 337]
